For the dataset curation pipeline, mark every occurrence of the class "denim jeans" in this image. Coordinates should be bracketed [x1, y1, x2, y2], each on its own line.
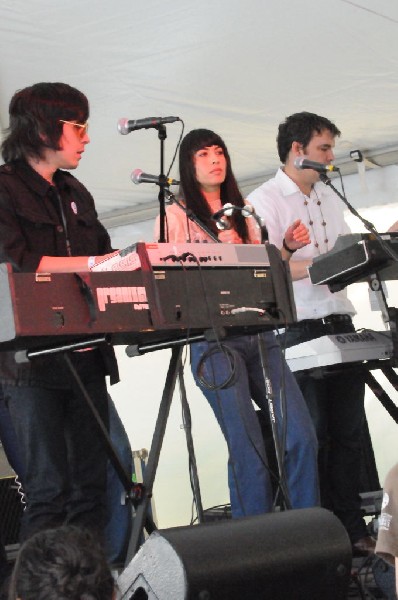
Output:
[0, 387, 25, 482]
[190, 331, 319, 517]
[3, 356, 109, 542]
[0, 386, 24, 587]
[281, 319, 367, 543]
[105, 397, 133, 565]
[1, 381, 132, 561]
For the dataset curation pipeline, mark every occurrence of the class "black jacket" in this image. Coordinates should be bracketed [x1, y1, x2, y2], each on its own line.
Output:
[0, 160, 119, 387]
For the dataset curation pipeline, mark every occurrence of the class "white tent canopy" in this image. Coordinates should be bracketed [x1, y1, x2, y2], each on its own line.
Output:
[1, 0, 398, 226]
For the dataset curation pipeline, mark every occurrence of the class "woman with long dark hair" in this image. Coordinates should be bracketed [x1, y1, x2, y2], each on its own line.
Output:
[155, 128, 319, 517]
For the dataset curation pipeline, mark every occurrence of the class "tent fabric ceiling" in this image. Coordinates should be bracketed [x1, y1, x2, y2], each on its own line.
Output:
[1, 0, 398, 224]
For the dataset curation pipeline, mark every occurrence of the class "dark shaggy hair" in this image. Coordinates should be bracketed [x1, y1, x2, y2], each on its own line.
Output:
[178, 128, 249, 242]
[8, 526, 114, 600]
[277, 111, 341, 163]
[1, 82, 89, 162]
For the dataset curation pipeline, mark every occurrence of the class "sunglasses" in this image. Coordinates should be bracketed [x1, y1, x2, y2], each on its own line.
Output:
[59, 119, 89, 139]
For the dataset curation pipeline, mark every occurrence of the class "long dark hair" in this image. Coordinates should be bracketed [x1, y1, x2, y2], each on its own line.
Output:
[1, 82, 89, 162]
[178, 128, 249, 242]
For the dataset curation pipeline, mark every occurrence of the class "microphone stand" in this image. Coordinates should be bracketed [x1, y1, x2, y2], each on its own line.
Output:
[211, 204, 291, 508]
[157, 124, 168, 243]
[251, 212, 269, 244]
[320, 172, 398, 339]
[301, 160, 398, 367]
[319, 173, 398, 263]
[158, 196, 291, 511]
[164, 189, 220, 243]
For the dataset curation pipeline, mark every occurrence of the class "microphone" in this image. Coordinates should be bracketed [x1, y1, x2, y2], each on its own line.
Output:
[118, 116, 180, 134]
[294, 157, 339, 173]
[131, 169, 179, 186]
[212, 203, 259, 231]
[212, 203, 235, 221]
[241, 204, 255, 217]
[212, 203, 268, 241]
[212, 203, 255, 221]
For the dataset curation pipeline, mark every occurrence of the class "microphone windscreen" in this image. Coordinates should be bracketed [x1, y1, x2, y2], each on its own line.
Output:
[241, 204, 254, 217]
[294, 157, 304, 169]
[117, 118, 129, 135]
[223, 203, 234, 217]
[131, 169, 142, 184]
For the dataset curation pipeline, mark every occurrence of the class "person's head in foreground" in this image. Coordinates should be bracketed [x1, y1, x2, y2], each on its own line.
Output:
[8, 525, 115, 600]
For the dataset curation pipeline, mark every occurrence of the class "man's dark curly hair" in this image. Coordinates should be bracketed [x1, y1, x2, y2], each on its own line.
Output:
[8, 526, 114, 600]
[277, 111, 341, 163]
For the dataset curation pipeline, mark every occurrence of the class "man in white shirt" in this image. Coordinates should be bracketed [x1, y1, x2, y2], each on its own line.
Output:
[248, 111, 374, 556]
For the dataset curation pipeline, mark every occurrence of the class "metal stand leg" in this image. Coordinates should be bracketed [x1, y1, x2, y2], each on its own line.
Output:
[365, 367, 398, 424]
[178, 364, 204, 523]
[257, 333, 292, 510]
[62, 353, 135, 495]
[128, 346, 183, 556]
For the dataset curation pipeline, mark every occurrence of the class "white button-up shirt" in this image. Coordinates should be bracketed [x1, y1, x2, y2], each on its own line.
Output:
[248, 168, 356, 321]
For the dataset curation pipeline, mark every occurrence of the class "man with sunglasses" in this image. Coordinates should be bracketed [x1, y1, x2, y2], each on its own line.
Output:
[0, 82, 119, 545]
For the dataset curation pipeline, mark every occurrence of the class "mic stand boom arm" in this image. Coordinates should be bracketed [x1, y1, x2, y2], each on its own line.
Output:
[164, 190, 221, 243]
[319, 173, 398, 264]
[250, 212, 268, 244]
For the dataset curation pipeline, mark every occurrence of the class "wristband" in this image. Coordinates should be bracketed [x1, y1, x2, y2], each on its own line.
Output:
[282, 238, 297, 254]
[88, 256, 96, 269]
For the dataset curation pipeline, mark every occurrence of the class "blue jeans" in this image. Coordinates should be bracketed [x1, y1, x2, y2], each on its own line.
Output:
[0, 386, 25, 585]
[0, 386, 25, 482]
[105, 397, 133, 565]
[190, 331, 319, 517]
[3, 356, 109, 541]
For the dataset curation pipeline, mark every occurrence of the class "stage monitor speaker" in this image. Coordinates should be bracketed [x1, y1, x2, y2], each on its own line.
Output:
[117, 507, 351, 600]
